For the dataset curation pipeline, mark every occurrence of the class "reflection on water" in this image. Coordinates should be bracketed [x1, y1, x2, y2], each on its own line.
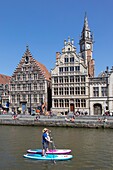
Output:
[0, 126, 113, 170]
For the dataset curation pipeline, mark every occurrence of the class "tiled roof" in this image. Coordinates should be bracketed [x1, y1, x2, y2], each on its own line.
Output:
[0, 74, 11, 84]
[35, 61, 51, 81]
[24, 47, 51, 81]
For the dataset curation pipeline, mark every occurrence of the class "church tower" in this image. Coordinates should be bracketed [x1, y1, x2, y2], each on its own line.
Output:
[79, 13, 95, 77]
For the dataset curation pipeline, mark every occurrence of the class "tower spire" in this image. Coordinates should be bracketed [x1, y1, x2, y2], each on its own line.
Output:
[83, 12, 89, 31]
[79, 14, 95, 77]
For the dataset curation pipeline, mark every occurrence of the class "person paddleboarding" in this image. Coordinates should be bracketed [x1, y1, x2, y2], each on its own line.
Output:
[42, 128, 52, 156]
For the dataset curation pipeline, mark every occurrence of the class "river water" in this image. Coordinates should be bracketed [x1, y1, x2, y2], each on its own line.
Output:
[0, 125, 113, 170]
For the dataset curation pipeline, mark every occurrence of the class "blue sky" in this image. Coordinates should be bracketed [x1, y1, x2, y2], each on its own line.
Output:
[0, 0, 113, 76]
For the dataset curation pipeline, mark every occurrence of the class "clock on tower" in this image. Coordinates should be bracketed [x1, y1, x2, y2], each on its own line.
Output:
[86, 44, 91, 50]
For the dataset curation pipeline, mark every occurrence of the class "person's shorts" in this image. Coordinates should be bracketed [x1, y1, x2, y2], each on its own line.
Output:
[42, 142, 48, 150]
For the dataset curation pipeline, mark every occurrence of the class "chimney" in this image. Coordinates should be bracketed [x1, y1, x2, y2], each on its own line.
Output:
[106, 66, 109, 73]
[56, 52, 60, 61]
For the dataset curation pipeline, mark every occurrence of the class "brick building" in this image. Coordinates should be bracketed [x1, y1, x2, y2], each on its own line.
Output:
[0, 74, 10, 112]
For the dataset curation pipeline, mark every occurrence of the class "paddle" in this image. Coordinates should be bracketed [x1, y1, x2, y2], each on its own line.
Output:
[49, 132, 56, 164]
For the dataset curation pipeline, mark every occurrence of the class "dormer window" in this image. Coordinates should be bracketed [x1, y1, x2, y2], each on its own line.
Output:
[64, 57, 68, 63]
[70, 57, 74, 63]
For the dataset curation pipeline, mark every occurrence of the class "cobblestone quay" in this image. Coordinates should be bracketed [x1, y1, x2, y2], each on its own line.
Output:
[0, 115, 113, 128]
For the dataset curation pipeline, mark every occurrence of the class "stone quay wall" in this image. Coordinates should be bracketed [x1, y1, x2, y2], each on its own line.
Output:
[0, 115, 113, 129]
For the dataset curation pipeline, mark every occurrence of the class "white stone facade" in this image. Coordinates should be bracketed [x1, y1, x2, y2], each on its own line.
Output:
[51, 38, 90, 115]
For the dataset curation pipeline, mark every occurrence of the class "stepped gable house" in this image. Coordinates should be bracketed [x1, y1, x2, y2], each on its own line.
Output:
[9, 46, 51, 114]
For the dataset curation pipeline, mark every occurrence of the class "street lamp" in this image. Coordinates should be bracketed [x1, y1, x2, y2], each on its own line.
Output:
[0, 95, 2, 108]
[29, 82, 31, 115]
[106, 66, 110, 112]
[28, 66, 32, 115]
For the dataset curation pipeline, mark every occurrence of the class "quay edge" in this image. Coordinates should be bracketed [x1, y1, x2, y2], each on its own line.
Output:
[0, 117, 113, 129]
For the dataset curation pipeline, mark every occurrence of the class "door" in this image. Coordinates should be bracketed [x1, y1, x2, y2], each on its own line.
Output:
[70, 103, 74, 112]
[22, 103, 26, 113]
[94, 104, 102, 115]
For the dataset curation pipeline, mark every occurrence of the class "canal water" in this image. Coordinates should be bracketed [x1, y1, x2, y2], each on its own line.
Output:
[0, 125, 113, 170]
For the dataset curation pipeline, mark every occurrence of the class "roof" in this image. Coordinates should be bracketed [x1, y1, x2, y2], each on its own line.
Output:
[98, 71, 107, 77]
[25, 47, 51, 81]
[0, 74, 10, 84]
[35, 60, 51, 81]
[11, 46, 51, 81]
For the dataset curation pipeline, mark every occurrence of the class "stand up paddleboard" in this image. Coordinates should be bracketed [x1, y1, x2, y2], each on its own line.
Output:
[24, 153, 73, 161]
[27, 149, 71, 154]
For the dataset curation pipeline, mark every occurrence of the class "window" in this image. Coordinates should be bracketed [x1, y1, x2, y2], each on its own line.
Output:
[75, 76, 80, 82]
[81, 99, 86, 107]
[64, 76, 68, 83]
[54, 77, 58, 83]
[75, 99, 80, 107]
[65, 67, 68, 72]
[34, 73, 38, 80]
[17, 74, 20, 80]
[70, 57, 74, 63]
[40, 83, 44, 90]
[65, 87, 69, 95]
[34, 84, 37, 90]
[75, 86, 80, 95]
[28, 73, 31, 80]
[81, 76, 85, 82]
[54, 88, 58, 95]
[34, 94, 37, 102]
[22, 94, 26, 101]
[81, 87, 85, 95]
[59, 99, 64, 107]
[23, 74, 26, 81]
[59, 77, 63, 83]
[59, 67, 63, 73]
[12, 95, 15, 103]
[65, 99, 69, 107]
[64, 57, 68, 63]
[70, 87, 74, 95]
[70, 76, 74, 83]
[70, 67, 74, 72]
[101, 87, 107, 96]
[93, 87, 99, 97]
[75, 66, 80, 72]
[22, 67, 26, 71]
[23, 84, 26, 91]
[59, 88, 63, 95]
[39, 94, 43, 103]
[11, 84, 15, 91]
[54, 99, 58, 107]
[87, 32, 89, 38]
[17, 84, 20, 90]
